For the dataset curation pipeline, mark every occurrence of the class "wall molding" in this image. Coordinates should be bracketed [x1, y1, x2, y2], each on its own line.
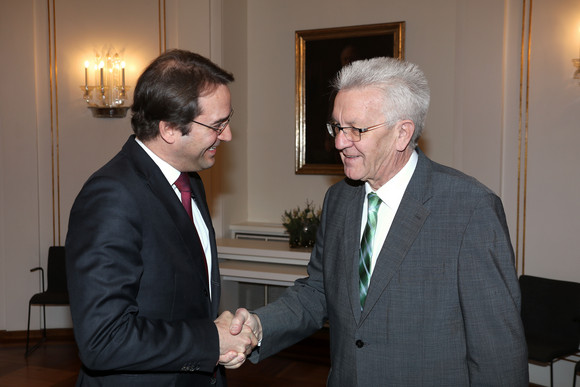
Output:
[515, 0, 532, 275]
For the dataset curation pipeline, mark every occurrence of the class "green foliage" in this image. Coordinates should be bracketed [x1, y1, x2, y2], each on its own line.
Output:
[282, 200, 322, 248]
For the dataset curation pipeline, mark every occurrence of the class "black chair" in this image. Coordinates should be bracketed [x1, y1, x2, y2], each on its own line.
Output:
[26, 246, 69, 356]
[574, 361, 580, 387]
[519, 275, 580, 387]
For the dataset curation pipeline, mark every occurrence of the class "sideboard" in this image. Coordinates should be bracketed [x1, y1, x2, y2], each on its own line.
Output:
[217, 238, 311, 310]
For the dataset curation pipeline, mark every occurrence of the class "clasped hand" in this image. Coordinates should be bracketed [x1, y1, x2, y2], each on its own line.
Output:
[214, 308, 262, 369]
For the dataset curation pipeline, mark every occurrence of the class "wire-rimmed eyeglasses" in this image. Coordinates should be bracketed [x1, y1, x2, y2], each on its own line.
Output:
[326, 121, 389, 142]
[192, 109, 234, 135]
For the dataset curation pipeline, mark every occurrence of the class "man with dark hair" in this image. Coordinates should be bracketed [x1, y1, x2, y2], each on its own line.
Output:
[66, 49, 255, 387]
[231, 57, 528, 386]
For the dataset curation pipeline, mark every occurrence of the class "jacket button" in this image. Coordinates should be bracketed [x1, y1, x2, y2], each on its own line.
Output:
[355, 339, 364, 348]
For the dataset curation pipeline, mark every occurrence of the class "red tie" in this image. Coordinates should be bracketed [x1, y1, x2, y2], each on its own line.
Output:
[175, 173, 193, 221]
[174, 173, 209, 282]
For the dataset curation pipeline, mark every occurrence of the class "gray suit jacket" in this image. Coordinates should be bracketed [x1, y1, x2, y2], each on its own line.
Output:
[252, 149, 528, 386]
[66, 136, 225, 386]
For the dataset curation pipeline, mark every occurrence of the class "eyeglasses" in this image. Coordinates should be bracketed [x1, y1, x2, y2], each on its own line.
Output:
[326, 121, 389, 142]
[192, 109, 234, 135]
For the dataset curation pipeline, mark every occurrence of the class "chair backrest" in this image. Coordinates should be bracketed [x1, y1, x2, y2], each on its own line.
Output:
[519, 275, 580, 345]
[46, 246, 68, 294]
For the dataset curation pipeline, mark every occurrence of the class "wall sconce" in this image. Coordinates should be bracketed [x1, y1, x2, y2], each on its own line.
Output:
[81, 51, 130, 118]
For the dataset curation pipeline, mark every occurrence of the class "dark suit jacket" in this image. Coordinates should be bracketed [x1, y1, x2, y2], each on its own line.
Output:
[65, 136, 225, 387]
[252, 149, 528, 386]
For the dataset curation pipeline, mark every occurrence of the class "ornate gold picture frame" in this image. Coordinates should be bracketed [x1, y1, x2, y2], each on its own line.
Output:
[295, 22, 405, 175]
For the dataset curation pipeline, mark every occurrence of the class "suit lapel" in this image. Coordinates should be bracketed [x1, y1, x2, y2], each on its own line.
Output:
[124, 137, 211, 293]
[359, 149, 432, 322]
[344, 185, 366, 323]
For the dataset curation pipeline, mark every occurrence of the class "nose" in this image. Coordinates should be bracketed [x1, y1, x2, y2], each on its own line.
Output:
[218, 124, 232, 142]
[334, 128, 351, 150]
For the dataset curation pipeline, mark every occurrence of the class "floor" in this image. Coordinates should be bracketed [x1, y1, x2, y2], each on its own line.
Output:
[0, 329, 330, 387]
[0, 334, 80, 387]
[0, 329, 548, 386]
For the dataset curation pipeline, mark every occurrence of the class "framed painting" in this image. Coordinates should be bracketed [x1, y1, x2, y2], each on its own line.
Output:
[295, 22, 405, 174]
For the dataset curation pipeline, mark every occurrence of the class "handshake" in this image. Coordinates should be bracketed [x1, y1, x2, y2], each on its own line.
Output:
[214, 308, 262, 369]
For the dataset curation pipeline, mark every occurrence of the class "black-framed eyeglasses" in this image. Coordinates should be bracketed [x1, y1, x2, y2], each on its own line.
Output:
[326, 121, 389, 142]
[192, 109, 234, 135]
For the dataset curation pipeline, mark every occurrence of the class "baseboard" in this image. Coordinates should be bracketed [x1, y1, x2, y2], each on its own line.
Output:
[0, 328, 75, 344]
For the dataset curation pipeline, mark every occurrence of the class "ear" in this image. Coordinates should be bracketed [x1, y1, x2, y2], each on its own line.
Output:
[395, 120, 415, 151]
[158, 121, 177, 144]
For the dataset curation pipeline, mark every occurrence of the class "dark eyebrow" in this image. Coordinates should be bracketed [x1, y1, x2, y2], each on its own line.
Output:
[211, 109, 233, 125]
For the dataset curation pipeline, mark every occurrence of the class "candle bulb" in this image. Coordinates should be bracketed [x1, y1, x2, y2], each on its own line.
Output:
[121, 61, 126, 88]
[84, 61, 89, 87]
[99, 61, 104, 89]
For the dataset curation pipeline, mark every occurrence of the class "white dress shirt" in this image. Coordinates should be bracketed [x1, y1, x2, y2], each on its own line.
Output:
[361, 150, 418, 275]
[135, 138, 212, 297]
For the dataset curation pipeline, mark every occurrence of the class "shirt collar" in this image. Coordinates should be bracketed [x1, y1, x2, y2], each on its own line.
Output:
[134, 137, 181, 186]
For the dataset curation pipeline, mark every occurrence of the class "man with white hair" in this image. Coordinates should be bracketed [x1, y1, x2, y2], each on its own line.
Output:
[230, 57, 528, 386]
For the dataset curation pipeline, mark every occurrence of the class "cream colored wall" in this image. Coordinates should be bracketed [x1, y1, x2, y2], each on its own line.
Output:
[240, 0, 507, 224]
[220, 0, 249, 231]
[523, 0, 580, 281]
[502, 0, 580, 284]
[0, 0, 43, 334]
[0, 0, 221, 332]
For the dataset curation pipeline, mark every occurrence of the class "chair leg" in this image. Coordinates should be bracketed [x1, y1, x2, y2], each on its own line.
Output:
[25, 303, 47, 357]
[25, 303, 32, 357]
[549, 360, 554, 387]
[573, 361, 579, 387]
[41, 304, 47, 340]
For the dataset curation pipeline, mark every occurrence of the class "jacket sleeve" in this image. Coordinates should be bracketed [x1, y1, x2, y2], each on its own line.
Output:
[457, 193, 529, 386]
[249, 192, 331, 362]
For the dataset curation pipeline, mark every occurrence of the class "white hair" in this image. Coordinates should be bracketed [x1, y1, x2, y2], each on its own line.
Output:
[332, 57, 430, 147]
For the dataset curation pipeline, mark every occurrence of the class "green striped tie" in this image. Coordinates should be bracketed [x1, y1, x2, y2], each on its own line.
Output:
[359, 192, 382, 309]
